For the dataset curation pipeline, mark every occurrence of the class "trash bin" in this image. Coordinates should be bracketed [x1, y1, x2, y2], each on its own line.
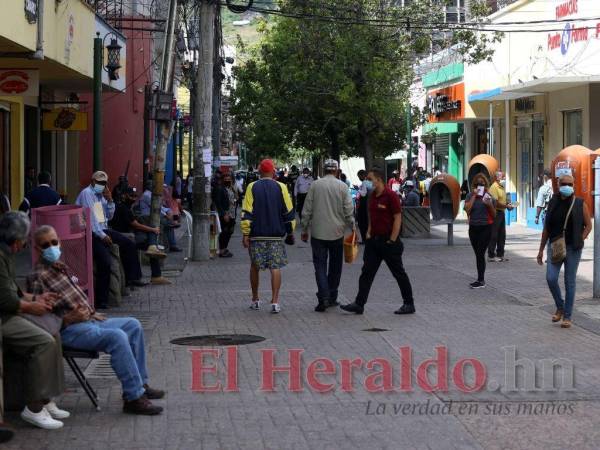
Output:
[30, 205, 94, 307]
[467, 154, 499, 188]
[429, 174, 460, 221]
[551, 145, 593, 213]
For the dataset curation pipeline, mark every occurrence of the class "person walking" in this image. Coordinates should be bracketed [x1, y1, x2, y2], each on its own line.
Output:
[535, 169, 554, 225]
[301, 159, 355, 312]
[356, 170, 372, 244]
[488, 171, 512, 262]
[241, 159, 296, 314]
[294, 168, 313, 218]
[213, 172, 237, 258]
[341, 168, 415, 315]
[403, 180, 420, 207]
[464, 173, 496, 289]
[537, 174, 592, 328]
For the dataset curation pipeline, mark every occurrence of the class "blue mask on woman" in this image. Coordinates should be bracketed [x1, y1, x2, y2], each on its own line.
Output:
[93, 184, 105, 195]
[559, 185, 574, 197]
[42, 245, 61, 263]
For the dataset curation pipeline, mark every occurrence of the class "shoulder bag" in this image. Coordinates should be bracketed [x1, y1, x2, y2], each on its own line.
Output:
[550, 197, 576, 264]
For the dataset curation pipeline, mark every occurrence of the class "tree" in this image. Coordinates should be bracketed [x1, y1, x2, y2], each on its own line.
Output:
[231, 0, 500, 169]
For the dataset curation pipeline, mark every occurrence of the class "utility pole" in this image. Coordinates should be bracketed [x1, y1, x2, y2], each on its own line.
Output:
[93, 32, 103, 171]
[143, 83, 151, 182]
[149, 0, 178, 229]
[191, 0, 217, 261]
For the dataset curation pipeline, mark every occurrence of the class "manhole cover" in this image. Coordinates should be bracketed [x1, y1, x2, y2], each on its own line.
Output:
[170, 334, 266, 346]
[363, 328, 389, 332]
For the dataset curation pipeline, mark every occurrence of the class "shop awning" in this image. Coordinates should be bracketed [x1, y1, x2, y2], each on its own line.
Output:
[468, 76, 600, 103]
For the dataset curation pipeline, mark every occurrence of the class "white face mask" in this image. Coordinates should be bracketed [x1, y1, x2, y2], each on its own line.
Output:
[499, 179, 506, 187]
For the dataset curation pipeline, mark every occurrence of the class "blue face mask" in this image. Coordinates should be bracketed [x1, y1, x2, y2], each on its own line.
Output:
[559, 185, 574, 197]
[93, 184, 105, 194]
[42, 245, 61, 263]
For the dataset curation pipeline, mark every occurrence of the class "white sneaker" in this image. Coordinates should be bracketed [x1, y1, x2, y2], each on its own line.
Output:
[44, 401, 70, 419]
[21, 406, 63, 430]
[271, 303, 281, 314]
[249, 300, 260, 310]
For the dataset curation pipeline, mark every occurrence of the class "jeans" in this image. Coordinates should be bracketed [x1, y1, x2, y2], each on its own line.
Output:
[93, 230, 142, 307]
[546, 244, 582, 320]
[355, 237, 414, 307]
[311, 237, 344, 303]
[297, 193, 308, 218]
[469, 224, 492, 282]
[61, 318, 148, 401]
[488, 212, 506, 258]
[219, 217, 235, 251]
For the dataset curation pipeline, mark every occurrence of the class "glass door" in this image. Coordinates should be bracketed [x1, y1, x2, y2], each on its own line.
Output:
[517, 123, 532, 222]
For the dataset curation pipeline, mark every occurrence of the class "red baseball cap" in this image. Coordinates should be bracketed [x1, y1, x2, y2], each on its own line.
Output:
[259, 159, 275, 174]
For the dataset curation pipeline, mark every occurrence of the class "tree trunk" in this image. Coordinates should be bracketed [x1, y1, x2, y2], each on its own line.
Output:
[330, 130, 340, 163]
[358, 119, 373, 170]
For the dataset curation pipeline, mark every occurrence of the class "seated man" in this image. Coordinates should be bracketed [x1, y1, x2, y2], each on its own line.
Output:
[76, 171, 147, 309]
[110, 187, 171, 285]
[28, 225, 165, 415]
[0, 212, 68, 432]
[18, 171, 62, 214]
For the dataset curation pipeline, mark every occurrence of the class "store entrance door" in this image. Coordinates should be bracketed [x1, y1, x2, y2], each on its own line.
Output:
[517, 123, 532, 222]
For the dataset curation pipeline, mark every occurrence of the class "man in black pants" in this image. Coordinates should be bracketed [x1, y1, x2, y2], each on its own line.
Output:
[76, 171, 147, 309]
[341, 168, 415, 315]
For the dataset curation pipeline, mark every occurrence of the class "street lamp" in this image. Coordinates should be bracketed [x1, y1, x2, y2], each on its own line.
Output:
[104, 34, 122, 81]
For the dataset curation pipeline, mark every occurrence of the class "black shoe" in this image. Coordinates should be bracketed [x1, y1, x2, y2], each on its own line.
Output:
[394, 304, 415, 315]
[0, 424, 14, 443]
[469, 281, 486, 289]
[340, 302, 364, 315]
[129, 280, 148, 288]
[314, 302, 327, 312]
[123, 397, 163, 415]
[170, 246, 183, 253]
[326, 299, 340, 308]
[144, 384, 165, 400]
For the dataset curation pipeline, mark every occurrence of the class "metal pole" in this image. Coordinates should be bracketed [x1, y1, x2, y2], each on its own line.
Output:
[179, 119, 184, 175]
[488, 102, 493, 155]
[594, 157, 600, 297]
[143, 83, 150, 182]
[93, 33, 103, 171]
[192, 0, 217, 261]
[406, 103, 412, 171]
[149, 0, 178, 229]
[505, 99, 511, 217]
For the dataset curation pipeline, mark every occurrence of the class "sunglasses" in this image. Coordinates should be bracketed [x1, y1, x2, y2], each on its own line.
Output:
[95, 180, 107, 186]
[560, 183, 574, 187]
[39, 239, 59, 249]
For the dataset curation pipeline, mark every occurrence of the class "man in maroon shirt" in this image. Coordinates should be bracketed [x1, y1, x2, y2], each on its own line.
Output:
[341, 168, 415, 315]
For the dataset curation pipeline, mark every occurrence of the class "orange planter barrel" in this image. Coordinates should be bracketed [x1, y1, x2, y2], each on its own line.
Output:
[467, 154, 499, 188]
[429, 174, 461, 221]
[551, 145, 593, 212]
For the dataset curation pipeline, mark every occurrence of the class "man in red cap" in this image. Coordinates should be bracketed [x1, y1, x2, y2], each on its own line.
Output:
[241, 159, 296, 314]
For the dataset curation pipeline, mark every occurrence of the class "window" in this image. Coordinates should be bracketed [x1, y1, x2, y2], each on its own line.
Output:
[563, 110, 583, 146]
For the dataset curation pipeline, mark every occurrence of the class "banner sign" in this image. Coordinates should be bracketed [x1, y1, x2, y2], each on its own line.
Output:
[0, 69, 39, 96]
[43, 108, 88, 131]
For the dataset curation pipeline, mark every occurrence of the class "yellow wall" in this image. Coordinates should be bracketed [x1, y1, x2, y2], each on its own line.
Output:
[0, 97, 24, 207]
[547, 86, 589, 159]
[0, 0, 95, 78]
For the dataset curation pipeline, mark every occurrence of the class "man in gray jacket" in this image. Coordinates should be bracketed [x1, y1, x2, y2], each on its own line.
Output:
[301, 159, 355, 312]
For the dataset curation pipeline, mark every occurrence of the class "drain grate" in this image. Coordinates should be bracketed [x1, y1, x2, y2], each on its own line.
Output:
[170, 334, 266, 346]
[363, 328, 390, 332]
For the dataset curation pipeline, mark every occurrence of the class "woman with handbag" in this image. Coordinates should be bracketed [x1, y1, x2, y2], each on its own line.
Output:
[537, 174, 592, 328]
[464, 173, 497, 289]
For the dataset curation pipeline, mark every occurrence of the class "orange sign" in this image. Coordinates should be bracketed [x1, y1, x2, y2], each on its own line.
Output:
[427, 83, 464, 123]
[43, 108, 88, 131]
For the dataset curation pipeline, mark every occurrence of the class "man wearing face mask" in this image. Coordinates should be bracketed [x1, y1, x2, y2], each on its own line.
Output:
[76, 171, 146, 309]
[28, 225, 166, 414]
[488, 171, 513, 262]
[294, 168, 314, 218]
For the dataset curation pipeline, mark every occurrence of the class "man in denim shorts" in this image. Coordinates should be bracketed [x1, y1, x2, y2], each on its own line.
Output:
[241, 159, 296, 314]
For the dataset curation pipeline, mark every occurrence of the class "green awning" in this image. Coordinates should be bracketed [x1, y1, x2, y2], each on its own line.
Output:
[423, 122, 460, 134]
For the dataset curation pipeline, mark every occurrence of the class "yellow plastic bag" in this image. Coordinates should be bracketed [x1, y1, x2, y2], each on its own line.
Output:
[344, 231, 358, 264]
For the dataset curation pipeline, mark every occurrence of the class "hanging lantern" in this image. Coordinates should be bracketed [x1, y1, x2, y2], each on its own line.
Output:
[106, 38, 122, 81]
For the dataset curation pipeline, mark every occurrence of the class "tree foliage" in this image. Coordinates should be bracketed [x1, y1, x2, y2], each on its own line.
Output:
[231, 0, 500, 169]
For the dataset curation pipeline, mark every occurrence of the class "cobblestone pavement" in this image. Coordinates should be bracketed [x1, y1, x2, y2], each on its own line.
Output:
[6, 222, 600, 449]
